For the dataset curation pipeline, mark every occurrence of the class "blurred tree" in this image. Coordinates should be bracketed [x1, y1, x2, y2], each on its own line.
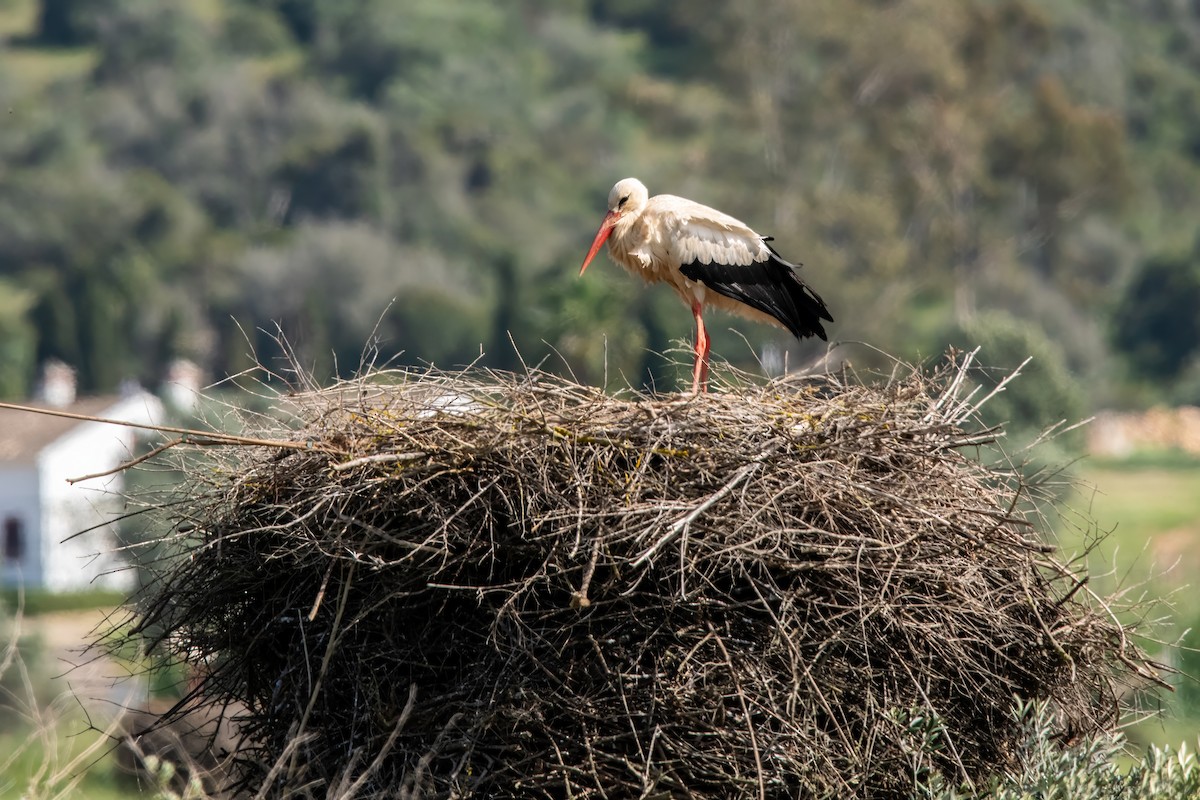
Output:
[233, 221, 490, 374]
[1112, 249, 1200, 381]
[946, 310, 1087, 453]
[222, 3, 294, 56]
[34, 0, 114, 46]
[23, 268, 78, 369]
[486, 253, 527, 372]
[305, 0, 509, 103]
[274, 104, 388, 224]
[988, 76, 1131, 280]
[0, 0, 1196, 401]
[1178, 619, 1200, 716]
[542, 271, 650, 389]
[0, 279, 36, 399]
[261, 0, 318, 44]
[391, 287, 490, 369]
[90, 0, 214, 83]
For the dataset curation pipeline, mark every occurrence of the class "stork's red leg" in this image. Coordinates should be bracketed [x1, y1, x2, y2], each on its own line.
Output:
[691, 301, 710, 394]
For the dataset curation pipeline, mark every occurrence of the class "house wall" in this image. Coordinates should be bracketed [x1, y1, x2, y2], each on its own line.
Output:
[0, 464, 42, 587]
[36, 394, 163, 592]
[38, 438, 131, 592]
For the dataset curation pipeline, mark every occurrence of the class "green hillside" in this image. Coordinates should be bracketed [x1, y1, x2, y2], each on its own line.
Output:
[0, 0, 1197, 407]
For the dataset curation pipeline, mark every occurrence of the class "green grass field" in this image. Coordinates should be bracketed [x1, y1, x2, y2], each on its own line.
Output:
[1069, 457, 1200, 594]
[1064, 454, 1200, 749]
[0, 723, 131, 800]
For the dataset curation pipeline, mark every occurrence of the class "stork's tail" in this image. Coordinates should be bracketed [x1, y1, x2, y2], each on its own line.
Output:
[678, 243, 833, 341]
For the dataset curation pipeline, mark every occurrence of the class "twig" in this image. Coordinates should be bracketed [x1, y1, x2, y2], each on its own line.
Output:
[67, 436, 221, 484]
[632, 454, 769, 568]
[0, 400, 340, 453]
[338, 683, 419, 798]
[711, 624, 766, 800]
[331, 451, 430, 472]
[572, 535, 603, 609]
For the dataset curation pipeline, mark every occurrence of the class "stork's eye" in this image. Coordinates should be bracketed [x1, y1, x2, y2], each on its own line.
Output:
[618, 195, 629, 208]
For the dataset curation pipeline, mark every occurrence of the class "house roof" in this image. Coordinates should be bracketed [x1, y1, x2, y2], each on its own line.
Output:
[0, 396, 146, 464]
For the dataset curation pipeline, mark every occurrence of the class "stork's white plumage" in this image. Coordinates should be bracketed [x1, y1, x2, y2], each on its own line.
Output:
[579, 177, 832, 393]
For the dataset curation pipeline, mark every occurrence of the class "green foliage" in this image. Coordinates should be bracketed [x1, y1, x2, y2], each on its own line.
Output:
[0, 718, 132, 800]
[1113, 248, 1200, 381]
[390, 287, 490, 368]
[947, 311, 1087, 452]
[0, 0, 1197, 396]
[90, 0, 213, 83]
[138, 754, 209, 800]
[0, 278, 36, 398]
[221, 2, 291, 56]
[1178, 618, 1200, 717]
[924, 701, 1200, 799]
[34, 0, 114, 46]
[0, 588, 126, 615]
[273, 103, 387, 223]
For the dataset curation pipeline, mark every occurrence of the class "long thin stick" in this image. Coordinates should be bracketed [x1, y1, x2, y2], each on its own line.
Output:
[0, 399, 338, 453]
[711, 624, 766, 800]
[632, 453, 769, 568]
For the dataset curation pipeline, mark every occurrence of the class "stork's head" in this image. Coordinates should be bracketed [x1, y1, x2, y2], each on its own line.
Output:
[606, 177, 648, 216]
[580, 177, 648, 276]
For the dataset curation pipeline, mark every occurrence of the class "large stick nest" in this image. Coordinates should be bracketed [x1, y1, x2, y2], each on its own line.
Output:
[124, 356, 1161, 798]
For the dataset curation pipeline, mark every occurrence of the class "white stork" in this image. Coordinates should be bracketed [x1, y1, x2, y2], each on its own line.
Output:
[579, 177, 832, 393]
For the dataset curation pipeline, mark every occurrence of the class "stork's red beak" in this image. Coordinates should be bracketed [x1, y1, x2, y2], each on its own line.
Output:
[579, 210, 617, 276]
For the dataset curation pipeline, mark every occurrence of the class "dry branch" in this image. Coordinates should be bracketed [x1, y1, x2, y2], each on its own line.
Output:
[113, 356, 1164, 798]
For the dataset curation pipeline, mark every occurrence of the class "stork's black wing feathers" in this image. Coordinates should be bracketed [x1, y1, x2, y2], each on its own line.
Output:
[678, 241, 833, 341]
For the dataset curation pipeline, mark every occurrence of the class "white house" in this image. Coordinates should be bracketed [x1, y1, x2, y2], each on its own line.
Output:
[0, 365, 164, 593]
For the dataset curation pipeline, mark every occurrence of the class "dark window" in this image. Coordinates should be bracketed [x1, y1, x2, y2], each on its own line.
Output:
[3, 517, 23, 562]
